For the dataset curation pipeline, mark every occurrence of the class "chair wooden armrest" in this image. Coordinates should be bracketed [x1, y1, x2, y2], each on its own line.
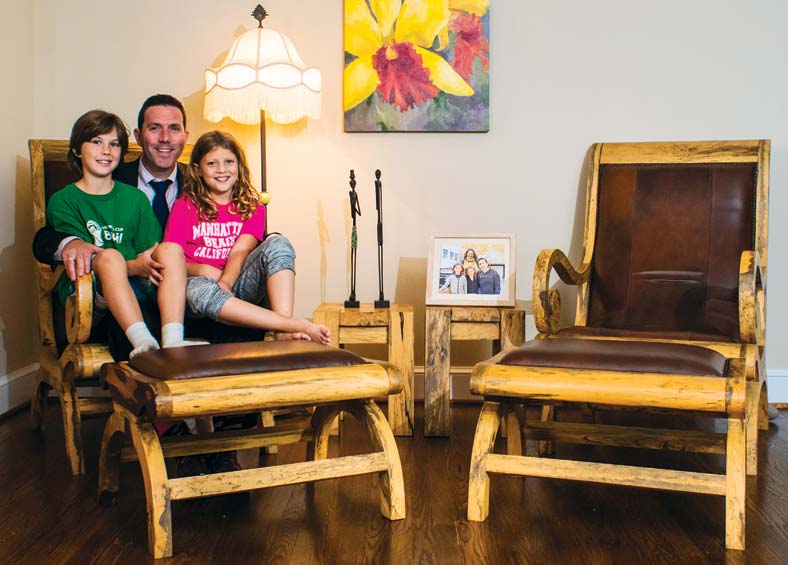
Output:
[532, 248, 591, 334]
[65, 272, 93, 345]
[739, 250, 765, 347]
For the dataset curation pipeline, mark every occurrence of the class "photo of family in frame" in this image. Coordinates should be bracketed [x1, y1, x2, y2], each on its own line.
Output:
[426, 234, 516, 307]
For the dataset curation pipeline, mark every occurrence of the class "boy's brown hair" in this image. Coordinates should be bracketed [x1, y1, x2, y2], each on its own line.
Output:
[68, 110, 129, 175]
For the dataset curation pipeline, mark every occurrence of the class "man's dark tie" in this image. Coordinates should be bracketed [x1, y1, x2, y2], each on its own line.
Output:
[150, 179, 172, 229]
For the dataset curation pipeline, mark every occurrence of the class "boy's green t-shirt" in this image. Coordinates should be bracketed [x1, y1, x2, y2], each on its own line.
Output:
[46, 181, 162, 304]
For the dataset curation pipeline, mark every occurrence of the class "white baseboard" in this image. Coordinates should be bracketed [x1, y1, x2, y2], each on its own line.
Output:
[0, 363, 39, 416]
[767, 369, 788, 403]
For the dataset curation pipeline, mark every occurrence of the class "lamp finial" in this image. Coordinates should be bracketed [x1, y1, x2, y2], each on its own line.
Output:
[252, 4, 268, 28]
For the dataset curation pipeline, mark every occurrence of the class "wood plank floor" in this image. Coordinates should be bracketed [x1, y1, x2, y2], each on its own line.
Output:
[0, 402, 786, 564]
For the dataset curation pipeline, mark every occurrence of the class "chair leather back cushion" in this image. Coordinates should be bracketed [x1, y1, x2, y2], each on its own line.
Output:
[588, 163, 755, 341]
[44, 160, 79, 203]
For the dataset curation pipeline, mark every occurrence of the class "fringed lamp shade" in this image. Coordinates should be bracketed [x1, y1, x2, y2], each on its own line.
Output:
[204, 26, 322, 125]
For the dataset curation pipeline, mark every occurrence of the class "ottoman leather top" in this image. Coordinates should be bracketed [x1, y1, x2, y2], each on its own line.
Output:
[130, 340, 366, 381]
[498, 338, 727, 376]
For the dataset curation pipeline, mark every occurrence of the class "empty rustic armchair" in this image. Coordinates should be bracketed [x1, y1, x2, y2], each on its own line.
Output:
[467, 140, 770, 550]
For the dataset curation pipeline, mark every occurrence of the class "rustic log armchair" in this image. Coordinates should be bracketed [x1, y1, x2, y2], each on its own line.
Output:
[29, 140, 192, 475]
[467, 140, 769, 550]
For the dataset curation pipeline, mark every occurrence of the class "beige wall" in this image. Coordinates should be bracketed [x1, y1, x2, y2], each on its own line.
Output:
[9, 1, 788, 394]
[0, 0, 36, 409]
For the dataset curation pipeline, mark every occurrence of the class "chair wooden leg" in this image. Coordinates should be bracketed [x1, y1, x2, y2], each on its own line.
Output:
[347, 400, 406, 520]
[98, 410, 127, 506]
[504, 403, 523, 456]
[468, 401, 503, 522]
[758, 381, 769, 431]
[59, 371, 85, 475]
[261, 410, 278, 454]
[307, 406, 342, 461]
[746, 381, 760, 476]
[538, 405, 554, 456]
[30, 368, 50, 432]
[725, 417, 746, 550]
[129, 420, 172, 559]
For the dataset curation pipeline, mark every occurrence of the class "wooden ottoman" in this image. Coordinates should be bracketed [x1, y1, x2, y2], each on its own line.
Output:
[98, 341, 406, 558]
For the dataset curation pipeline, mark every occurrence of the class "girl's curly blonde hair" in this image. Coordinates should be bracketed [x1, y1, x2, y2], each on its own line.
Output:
[184, 131, 260, 221]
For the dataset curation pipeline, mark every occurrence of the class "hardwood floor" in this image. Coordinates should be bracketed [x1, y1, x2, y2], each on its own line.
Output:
[0, 402, 786, 564]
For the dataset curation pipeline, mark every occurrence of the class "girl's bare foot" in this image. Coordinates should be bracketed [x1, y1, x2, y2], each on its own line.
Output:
[274, 331, 310, 341]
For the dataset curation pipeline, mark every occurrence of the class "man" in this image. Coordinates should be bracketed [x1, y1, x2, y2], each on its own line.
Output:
[477, 257, 501, 295]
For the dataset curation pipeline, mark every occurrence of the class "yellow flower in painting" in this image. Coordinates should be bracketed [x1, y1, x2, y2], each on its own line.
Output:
[344, 0, 474, 112]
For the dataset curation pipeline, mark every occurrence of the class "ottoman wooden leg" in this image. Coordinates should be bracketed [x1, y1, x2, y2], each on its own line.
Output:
[348, 400, 406, 520]
[307, 406, 343, 461]
[468, 401, 502, 522]
[98, 410, 127, 506]
[129, 420, 173, 559]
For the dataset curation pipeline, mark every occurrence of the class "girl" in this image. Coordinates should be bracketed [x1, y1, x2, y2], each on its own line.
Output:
[47, 110, 196, 358]
[462, 248, 479, 273]
[440, 263, 468, 294]
[465, 264, 480, 294]
[164, 131, 330, 343]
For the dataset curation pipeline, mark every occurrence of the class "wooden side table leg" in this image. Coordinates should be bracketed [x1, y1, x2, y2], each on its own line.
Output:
[313, 305, 340, 348]
[313, 305, 341, 434]
[388, 307, 414, 436]
[425, 307, 451, 436]
[499, 308, 526, 352]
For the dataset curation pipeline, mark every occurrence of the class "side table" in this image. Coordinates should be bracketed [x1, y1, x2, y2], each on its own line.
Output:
[313, 303, 414, 436]
[424, 306, 525, 436]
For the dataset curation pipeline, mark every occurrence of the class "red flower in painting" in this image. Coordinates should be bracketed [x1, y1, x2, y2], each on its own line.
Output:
[451, 14, 489, 80]
[373, 42, 440, 111]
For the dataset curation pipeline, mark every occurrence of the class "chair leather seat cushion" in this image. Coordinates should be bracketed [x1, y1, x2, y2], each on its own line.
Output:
[558, 326, 735, 343]
[129, 341, 365, 381]
[498, 338, 727, 376]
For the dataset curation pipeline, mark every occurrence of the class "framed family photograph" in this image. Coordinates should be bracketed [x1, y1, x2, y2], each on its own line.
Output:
[426, 233, 516, 307]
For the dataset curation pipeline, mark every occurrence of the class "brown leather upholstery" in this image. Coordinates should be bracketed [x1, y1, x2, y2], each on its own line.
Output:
[558, 326, 734, 343]
[129, 341, 366, 381]
[588, 163, 755, 342]
[44, 160, 79, 203]
[498, 338, 727, 376]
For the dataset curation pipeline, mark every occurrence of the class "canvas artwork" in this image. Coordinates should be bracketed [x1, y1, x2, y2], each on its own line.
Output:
[344, 0, 490, 132]
[426, 233, 515, 307]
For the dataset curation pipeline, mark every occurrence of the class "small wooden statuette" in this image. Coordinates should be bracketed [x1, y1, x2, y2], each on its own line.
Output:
[374, 169, 390, 309]
[345, 170, 361, 308]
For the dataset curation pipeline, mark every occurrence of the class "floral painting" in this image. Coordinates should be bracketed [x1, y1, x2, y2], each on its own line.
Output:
[344, 0, 490, 132]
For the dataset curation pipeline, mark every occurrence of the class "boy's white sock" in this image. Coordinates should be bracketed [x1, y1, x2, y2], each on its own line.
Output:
[125, 321, 160, 359]
[162, 322, 209, 348]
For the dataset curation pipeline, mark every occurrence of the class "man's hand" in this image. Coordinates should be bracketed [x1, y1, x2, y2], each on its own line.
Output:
[135, 244, 165, 286]
[61, 239, 102, 281]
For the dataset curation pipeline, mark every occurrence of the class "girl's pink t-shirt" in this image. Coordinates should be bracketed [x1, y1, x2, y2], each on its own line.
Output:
[163, 195, 266, 270]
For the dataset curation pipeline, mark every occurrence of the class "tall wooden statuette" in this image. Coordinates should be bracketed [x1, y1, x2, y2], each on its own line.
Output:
[374, 169, 389, 308]
[345, 170, 361, 308]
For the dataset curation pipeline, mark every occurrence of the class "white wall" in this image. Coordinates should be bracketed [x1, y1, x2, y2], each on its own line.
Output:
[9, 0, 788, 405]
[0, 1, 37, 413]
